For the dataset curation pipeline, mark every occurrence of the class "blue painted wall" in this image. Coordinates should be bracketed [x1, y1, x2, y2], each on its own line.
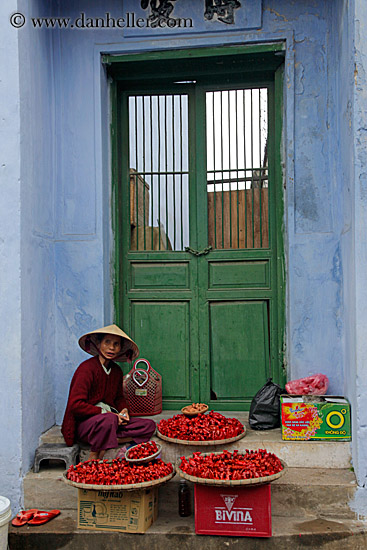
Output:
[47, 0, 345, 425]
[350, 0, 367, 505]
[18, 0, 57, 481]
[0, 0, 23, 512]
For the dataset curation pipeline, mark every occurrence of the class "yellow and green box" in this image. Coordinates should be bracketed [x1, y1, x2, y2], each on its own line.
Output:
[281, 395, 351, 441]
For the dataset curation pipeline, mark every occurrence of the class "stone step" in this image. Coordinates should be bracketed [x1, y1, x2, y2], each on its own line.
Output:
[8, 508, 367, 550]
[40, 414, 352, 469]
[23, 464, 358, 519]
[19, 416, 363, 550]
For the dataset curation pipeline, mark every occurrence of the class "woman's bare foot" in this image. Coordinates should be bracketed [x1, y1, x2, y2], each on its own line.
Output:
[89, 450, 106, 460]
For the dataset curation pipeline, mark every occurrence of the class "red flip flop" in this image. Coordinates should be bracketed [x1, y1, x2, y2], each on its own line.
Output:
[12, 509, 38, 527]
[27, 509, 60, 525]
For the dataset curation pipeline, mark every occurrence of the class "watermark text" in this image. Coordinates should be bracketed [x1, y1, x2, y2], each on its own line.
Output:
[10, 12, 193, 30]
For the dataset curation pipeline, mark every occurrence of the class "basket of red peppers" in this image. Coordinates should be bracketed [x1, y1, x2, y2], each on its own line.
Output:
[176, 449, 286, 486]
[157, 411, 246, 445]
[63, 456, 175, 490]
[125, 441, 161, 463]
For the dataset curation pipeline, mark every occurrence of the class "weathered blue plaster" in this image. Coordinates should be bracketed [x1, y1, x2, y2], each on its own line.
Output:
[0, 0, 23, 513]
[352, 0, 367, 496]
[331, 244, 343, 338]
[289, 235, 344, 393]
[18, 0, 57, 504]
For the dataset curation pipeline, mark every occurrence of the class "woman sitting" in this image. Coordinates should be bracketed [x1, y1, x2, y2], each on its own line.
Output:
[62, 324, 156, 460]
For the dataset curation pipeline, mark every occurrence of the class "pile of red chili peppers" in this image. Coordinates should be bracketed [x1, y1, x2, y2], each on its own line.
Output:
[179, 449, 283, 480]
[127, 441, 159, 460]
[66, 458, 173, 485]
[157, 411, 244, 441]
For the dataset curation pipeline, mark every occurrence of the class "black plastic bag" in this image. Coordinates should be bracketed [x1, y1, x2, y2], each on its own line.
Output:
[249, 378, 284, 430]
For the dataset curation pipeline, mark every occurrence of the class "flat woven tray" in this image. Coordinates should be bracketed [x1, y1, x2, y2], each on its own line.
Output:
[175, 453, 287, 486]
[125, 442, 162, 464]
[63, 469, 175, 491]
[181, 404, 209, 416]
[156, 427, 246, 446]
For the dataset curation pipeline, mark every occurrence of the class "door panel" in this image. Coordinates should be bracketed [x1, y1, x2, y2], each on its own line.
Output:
[208, 301, 269, 402]
[131, 301, 192, 401]
[208, 260, 270, 289]
[130, 261, 190, 290]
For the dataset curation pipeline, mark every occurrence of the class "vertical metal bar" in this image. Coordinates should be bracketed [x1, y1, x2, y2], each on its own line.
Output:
[221, 91, 224, 249]
[235, 90, 239, 248]
[180, 94, 183, 250]
[172, 95, 176, 250]
[259, 88, 262, 248]
[179, 94, 183, 250]
[251, 89, 255, 248]
[165, 95, 169, 250]
[212, 92, 217, 249]
[243, 90, 247, 248]
[150, 95, 154, 250]
[228, 90, 232, 248]
[128, 97, 132, 251]
[142, 95, 146, 250]
[158, 95, 161, 250]
[135, 96, 139, 250]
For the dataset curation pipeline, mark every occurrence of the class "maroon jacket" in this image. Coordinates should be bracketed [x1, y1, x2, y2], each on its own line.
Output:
[61, 356, 126, 446]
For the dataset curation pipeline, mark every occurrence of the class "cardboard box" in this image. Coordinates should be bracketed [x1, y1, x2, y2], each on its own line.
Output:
[194, 484, 271, 537]
[77, 487, 158, 533]
[281, 395, 351, 441]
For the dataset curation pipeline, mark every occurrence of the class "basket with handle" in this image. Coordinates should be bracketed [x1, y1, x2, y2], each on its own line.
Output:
[123, 359, 162, 416]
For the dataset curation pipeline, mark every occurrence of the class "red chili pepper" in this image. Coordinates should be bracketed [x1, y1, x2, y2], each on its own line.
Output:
[157, 411, 244, 442]
[127, 441, 158, 460]
[66, 458, 173, 485]
[179, 449, 283, 481]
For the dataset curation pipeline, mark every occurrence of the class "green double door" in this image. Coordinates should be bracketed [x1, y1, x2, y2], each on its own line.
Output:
[117, 66, 284, 410]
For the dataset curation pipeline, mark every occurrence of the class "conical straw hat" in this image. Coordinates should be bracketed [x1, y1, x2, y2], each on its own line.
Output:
[78, 324, 139, 362]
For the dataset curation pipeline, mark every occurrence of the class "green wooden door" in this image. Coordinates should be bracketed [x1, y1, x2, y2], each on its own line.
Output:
[114, 53, 284, 410]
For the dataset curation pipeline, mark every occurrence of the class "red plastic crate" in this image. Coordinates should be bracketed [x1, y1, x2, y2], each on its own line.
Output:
[194, 483, 271, 537]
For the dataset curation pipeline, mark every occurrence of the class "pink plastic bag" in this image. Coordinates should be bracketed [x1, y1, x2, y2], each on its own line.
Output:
[285, 373, 329, 395]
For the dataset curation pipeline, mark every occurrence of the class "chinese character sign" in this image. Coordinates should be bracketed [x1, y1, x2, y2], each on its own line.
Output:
[204, 0, 241, 25]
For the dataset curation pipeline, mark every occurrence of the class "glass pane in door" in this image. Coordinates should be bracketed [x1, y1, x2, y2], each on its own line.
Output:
[206, 88, 269, 249]
[128, 94, 189, 251]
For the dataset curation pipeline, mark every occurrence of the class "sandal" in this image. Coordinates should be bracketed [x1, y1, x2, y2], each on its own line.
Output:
[12, 509, 38, 527]
[27, 509, 60, 525]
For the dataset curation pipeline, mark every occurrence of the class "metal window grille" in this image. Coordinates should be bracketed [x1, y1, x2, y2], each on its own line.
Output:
[206, 88, 268, 249]
[128, 94, 189, 251]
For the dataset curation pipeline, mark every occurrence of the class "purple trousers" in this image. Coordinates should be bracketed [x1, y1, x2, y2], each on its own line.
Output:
[76, 413, 156, 452]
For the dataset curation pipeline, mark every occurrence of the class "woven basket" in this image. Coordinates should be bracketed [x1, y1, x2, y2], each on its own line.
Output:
[181, 404, 209, 417]
[175, 452, 287, 487]
[156, 427, 246, 446]
[63, 469, 175, 492]
[125, 442, 162, 464]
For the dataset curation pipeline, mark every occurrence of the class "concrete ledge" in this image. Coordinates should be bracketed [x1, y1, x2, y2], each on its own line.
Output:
[23, 465, 358, 519]
[40, 416, 352, 469]
[8, 509, 367, 550]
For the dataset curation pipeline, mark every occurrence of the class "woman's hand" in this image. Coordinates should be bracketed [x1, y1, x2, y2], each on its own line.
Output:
[118, 408, 130, 425]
